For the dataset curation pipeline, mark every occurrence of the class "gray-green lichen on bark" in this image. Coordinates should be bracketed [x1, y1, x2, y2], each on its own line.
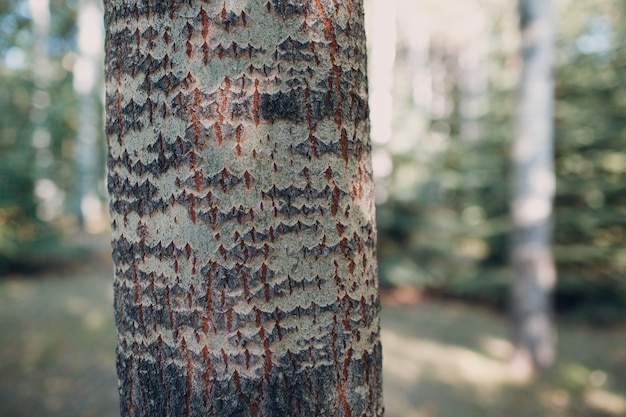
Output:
[105, 0, 383, 415]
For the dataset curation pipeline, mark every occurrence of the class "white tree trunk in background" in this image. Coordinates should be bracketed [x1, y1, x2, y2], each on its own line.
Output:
[29, 0, 54, 220]
[458, 42, 487, 142]
[367, 0, 397, 147]
[510, 0, 556, 379]
[73, 0, 103, 230]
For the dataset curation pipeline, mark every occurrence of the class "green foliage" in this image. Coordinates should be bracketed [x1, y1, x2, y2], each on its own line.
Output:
[551, 1, 626, 320]
[376, 0, 626, 322]
[0, 0, 99, 272]
[0, 64, 51, 272]
[376, 1, 513, 292]
[1, 0, 625, 324]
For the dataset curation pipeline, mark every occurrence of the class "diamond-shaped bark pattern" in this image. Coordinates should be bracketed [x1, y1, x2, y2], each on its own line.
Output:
[182, 168, 244, 192]
[106, 0, 381, 416]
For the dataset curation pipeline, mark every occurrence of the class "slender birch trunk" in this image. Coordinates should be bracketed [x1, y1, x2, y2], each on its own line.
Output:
[510, 0, 556, 378]
[367, 0, 396, 146]
[458, 42, 487, 143]
[73, 0, 103, 230]
[29, 0, 52, 215]
[104, 0, 383, 416]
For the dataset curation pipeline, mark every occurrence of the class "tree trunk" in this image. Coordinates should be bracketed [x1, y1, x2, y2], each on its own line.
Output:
[29, 0, 53, 217]
[458, 42, 487, 143]
[104, 1, 383, 416]
[73, 0, 103, 230]
[367, 0, 396, 146]
[510, 0, 556, 379]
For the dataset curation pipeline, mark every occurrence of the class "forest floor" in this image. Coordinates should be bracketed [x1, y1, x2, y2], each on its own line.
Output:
[1, 257, 625, 417]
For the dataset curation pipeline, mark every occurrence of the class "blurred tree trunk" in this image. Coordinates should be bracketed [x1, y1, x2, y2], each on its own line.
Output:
[458, 42, 487, 143]
[510, 0, 556, 378]
[104, 1, 383, 416]
[73, 0, 103, 230]
[28, 0, 52, 213]
[368, 0, 396, 146]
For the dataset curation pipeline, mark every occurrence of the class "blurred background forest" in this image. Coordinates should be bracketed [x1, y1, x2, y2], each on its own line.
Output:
[2, 0, 626, 322]
[369, 0, 626, 325]
[1, 0, 626, 416]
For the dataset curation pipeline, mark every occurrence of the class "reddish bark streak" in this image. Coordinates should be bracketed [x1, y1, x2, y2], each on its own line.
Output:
[203, 42, 209, 65]
[343, 347, 353, 382]
[215, 118, 223, 144]
[336, 221, 344, 236]
[192, 88, 201, 146]
[236, 124, 243, 156]
[242, 270, 250, 300]
[331, 185, 340, 216]
[201, 7, 209, 40]
[195, 171, 202, 192]
[203, 270, 213, 334]
[187, 40, 193, 58]
[133, 28, 140, 77]
[257, 327, 272, 380]
[202, 346, 211, 407]
[221, 348, 229, 371]
[189, 193, 196, 223]
[181, 338, 192, 417]
[132, 258, 139, 302]
[340, 128, 349, 164]
[116, 89, 124, 144]
[343, 297, 352, 332]
[165, 285, 174, 326]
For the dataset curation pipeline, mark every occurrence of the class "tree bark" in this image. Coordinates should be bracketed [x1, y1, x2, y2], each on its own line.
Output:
[104, 1, 383, 416]
[510, 0, 556, 378]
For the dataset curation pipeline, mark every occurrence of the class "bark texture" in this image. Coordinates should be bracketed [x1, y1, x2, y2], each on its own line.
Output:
[104, 1, 383, 416]
[510, 0, 556, 378]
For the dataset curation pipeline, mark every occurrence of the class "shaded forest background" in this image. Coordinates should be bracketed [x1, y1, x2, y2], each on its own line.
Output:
[1, 0, 626, 325]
